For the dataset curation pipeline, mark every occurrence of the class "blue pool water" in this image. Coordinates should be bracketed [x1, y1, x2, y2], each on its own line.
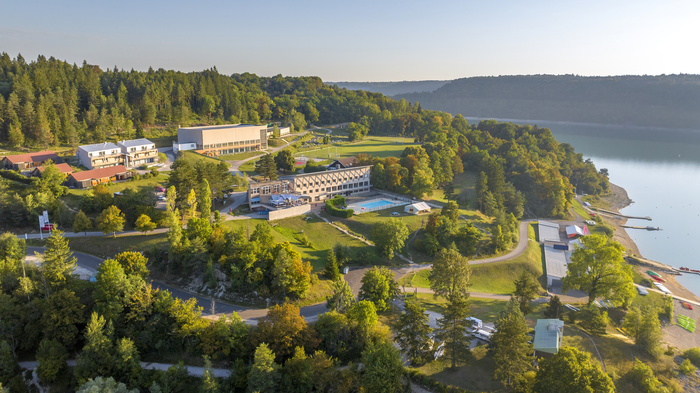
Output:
[355, 199, 394, 209]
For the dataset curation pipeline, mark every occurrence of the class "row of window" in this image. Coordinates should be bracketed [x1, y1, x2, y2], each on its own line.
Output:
[202, 139, 261, 149]
[296, 172, 369, 188]
[299, 181, 369, 194]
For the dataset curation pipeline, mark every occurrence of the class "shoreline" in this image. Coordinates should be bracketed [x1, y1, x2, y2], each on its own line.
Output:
[604, 183, 700, 303]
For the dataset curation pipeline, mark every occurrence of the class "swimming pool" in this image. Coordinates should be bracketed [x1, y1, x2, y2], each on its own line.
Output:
[354, 199, 394, 210]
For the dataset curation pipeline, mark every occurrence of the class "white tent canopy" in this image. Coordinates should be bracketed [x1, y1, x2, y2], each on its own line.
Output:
[404, 202, 431, 215]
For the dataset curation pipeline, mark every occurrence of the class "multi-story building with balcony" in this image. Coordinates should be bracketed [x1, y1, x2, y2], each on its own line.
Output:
[77, 142, 125, 170]
[247, 165, 372, 211]
[117, 139, 158, 168]
[174, 124, 268, 156]
[78, 138, 158, 169]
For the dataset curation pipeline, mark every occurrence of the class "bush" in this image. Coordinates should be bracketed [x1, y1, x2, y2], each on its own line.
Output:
[682, 347, 700, 367]
[679, 358, 696, 375]
[325, 196, 353, 218]
[0, 169, 31, 184]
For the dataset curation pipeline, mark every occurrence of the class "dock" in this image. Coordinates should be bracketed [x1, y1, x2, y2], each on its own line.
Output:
[593, 208, 651, 221]
[621, 225, 662, 231]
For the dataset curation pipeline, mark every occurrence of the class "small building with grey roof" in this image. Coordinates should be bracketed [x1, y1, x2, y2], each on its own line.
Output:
[538, 220, 561, 243]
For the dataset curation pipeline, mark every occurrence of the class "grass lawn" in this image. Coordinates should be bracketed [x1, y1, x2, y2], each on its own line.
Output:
[34, 232, 170, 260]
[218, 151, 263, 161]
[180, 151, 231, 167]
[410, 344, 501, 393]
[423, 171, 478, 207]
[296, 136, 419, 160]
[223, 215, 374, 272]
[400, 223, 545, 294]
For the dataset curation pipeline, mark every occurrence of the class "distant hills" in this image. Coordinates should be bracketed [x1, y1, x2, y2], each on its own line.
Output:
[334, 75, 700, 130]
[330, 80, 449, 97]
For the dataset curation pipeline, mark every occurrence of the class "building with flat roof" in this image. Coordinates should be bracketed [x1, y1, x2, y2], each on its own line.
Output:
[77, 142, 124, 169]
[1, 150, 61, 171]
[538, 221, 561, 242]
[117, 139, 158, 168]
[248, 165, 372, 213]
[544, 244, 568, 287]
[175, 124, 268, 156]
[534, 319, 564, 358]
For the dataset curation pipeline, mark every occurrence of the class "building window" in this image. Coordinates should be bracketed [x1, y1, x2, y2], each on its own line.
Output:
[262, 186, 271, 194]
[273, 184, 280, 193]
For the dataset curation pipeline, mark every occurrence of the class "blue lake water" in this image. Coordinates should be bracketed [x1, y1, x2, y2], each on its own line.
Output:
[468, 117, 700, 296]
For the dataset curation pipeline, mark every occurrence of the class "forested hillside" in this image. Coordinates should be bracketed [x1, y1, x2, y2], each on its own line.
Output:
[394, 75, 700, 130]
[330, 80, 449, 96]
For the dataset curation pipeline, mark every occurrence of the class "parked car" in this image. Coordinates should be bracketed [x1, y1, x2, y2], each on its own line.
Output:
[391, 212, 400, 216]
[155, 186, 166, 192]
[158, 196, 166, 201]
[474, 329, 492, 342]
[585, 220, 596, 225]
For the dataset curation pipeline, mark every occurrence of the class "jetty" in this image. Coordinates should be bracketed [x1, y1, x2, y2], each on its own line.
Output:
[621, 225, 662, 231]
[626, 255, 681, 275]
[593, 208, 651, 221]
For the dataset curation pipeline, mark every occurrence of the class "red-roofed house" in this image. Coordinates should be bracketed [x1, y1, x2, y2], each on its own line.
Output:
[1, 151, 61, 170]
[66, 165, 131, 189]
[30, 163, 74, 177]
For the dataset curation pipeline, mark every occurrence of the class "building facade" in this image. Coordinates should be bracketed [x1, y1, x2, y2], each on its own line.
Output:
[77, 142, 124, 169]
[117, 139, 158, 167]
[78, 139, 157, 169]
[175, 124, 268, 156]
[247, 165, 372, 210]
[66, 165, 131, 189]
[1, 151, 61, 171]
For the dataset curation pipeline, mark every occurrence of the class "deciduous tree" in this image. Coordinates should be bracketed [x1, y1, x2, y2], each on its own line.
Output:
[429, 243, 471, 299]
[370, 218, 409, 260]
[248, 343, 280, 393]
[361, 341, 404, 393]
[513, 272, 541, 314]
[275, 149, 296, 173]
[134, 214, 156, 234]
[326, 279, 355, 313]
[533, 346, 614, 393]
[97, 205, 125, 238]
[358, 266, 399, 312]
[73, 210, 92, 236]
[562, 234, 635, 306]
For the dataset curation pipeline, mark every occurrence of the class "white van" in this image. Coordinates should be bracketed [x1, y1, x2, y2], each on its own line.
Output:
[466, 317, 482, 331]
[474, 329, 492, 342]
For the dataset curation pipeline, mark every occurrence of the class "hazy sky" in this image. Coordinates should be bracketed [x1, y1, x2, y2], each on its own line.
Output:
[2, 0, 699, 81]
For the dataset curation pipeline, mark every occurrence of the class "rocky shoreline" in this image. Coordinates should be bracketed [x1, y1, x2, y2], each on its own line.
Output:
[604, 183, 700, 303]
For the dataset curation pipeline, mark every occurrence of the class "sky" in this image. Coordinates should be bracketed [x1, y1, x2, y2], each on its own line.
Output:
[2, 0, 699, 82]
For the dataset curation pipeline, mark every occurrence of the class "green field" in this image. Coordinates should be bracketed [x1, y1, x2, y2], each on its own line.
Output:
[223, 215, 375, 271]
[217, 151, 264, 161]
[179, 151, 231, 167]
[297, 136, 418, 160]
[400, 223, 545, 294]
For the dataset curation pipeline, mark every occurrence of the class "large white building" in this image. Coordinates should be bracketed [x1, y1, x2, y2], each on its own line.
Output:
[77, 139, 157, 169]
[248, 165, 372, 210]
[174, 124, 268, 156]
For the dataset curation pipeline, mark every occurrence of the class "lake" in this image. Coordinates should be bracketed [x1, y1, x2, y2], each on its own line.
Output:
[468, 118, 700, 296]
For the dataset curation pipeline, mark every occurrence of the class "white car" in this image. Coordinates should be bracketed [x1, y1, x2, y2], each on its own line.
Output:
[391, 212, 400, 216]
[585, 220, 596, 225]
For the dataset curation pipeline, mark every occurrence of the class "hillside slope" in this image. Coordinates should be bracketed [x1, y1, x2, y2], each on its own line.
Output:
[396, 75, 700, 129]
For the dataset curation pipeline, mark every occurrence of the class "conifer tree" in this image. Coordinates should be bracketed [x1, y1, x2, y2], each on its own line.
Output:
[248, 343, 280, 393]
[324, 249, 340, 281]
[490, 297, 532, 386]
[435, 293, 471, 368]
[199, 179, 212, 222]
[395, 300, 433, 365]
[42, 230, 77, 292]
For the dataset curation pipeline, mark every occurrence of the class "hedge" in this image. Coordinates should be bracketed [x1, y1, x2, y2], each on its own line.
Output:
[325, 196, 353, 218]
[0, 169, 32, 184]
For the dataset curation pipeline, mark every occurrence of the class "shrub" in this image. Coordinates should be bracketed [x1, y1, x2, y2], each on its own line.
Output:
[325, 196, 353, 218]
[682, 347, 700, 367]
[0, 169, 31, 184]
[679, 358, 696, 375]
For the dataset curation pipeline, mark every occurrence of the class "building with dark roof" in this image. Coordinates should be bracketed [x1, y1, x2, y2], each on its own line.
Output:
[328, 157, 358, 169]
[1, 151, 61, 170]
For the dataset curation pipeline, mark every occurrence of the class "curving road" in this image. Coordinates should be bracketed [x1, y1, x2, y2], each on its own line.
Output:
[26, 246, 327, 325]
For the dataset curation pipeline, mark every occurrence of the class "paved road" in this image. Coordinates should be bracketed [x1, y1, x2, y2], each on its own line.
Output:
[26, 247, 326, 325]
[19, 360, 231, 378]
